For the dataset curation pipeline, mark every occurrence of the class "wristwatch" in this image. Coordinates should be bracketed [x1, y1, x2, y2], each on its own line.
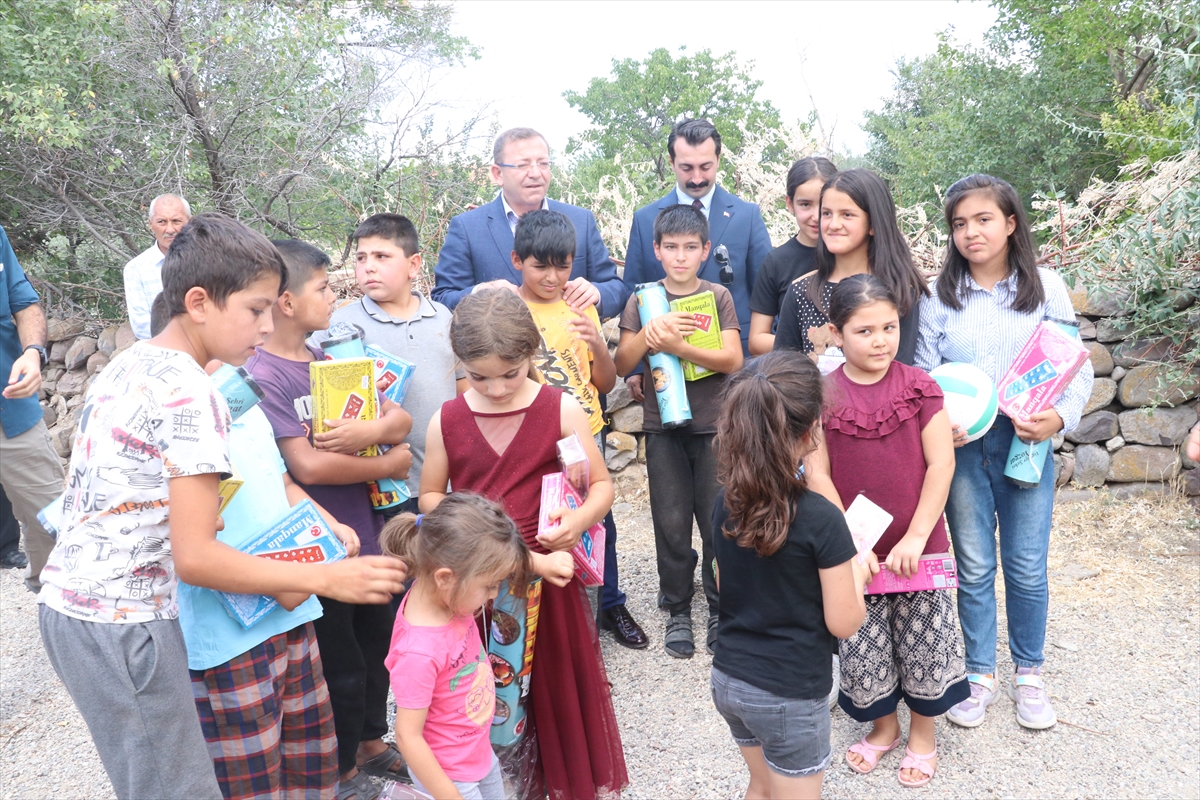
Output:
[23, 344, 48, 368]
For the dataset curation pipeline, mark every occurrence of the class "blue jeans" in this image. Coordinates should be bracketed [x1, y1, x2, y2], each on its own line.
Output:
[594, 432, 627, 611]
[944, 415, 1054, 673]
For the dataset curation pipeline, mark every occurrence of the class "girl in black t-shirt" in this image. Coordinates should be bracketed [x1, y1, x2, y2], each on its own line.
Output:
[710, 351, 868, 799]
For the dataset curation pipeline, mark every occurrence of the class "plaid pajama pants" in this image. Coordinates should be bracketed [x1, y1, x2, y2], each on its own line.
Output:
[191, 623, 338, 800]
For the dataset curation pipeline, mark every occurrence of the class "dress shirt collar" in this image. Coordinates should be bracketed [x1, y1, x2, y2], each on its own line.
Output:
[500, 191, 550, 232]
[964, 269, 1018, 296]
[675, 183, 717, 216]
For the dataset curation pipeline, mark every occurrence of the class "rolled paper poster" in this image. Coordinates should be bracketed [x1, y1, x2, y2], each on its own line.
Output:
[634, 283, 692, 429]
[1004, 317, 1082, 488]
[319, 322, 367, 360]
[210, 363, 266, 421]
[489, 578, 542, 747]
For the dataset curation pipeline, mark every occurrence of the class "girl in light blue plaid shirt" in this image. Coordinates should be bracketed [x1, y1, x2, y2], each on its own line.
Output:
[916, 174, 1094, 733]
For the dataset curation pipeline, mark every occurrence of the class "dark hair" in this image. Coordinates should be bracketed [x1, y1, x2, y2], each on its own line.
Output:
[379, 493, 532, 606]
[450, 289, 541, 365]
[513, 210, 576, 267]
[160, 213, 287, 317]
[354, 213, 419, 259]
[809, 169, 928, 317]
[667, 118, 721, 160]
[271, 239, 330, 294]
[653, 204, 709, 245]
[937, 174, 1044, 313]
[714, 351, 824, 557]
[149, 293, 170, 337]
[827, 274, 899, 329]
[493, 127, 548, 165]
[786, 156, 838, 201]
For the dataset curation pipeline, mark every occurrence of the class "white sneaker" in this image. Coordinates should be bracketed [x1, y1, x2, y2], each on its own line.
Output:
[829, 654, 840, 708]
[1007, 667, 1057, 729]
[945, 673, 998, 727]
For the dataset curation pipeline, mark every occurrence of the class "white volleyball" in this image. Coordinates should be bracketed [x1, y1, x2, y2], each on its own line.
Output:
[930, 363, 998, 443]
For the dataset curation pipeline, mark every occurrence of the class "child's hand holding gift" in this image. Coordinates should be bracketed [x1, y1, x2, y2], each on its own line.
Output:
[645, 312, 696, 355]
[331, 521, 360, 558]
[538, 504, 584, 552]
[532, 551, 575, 588]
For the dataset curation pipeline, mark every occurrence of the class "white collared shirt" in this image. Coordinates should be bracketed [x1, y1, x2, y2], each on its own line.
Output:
[123, 242, 166, 340]
[500, 191, 550, 233]
[676, 183, 717, 217]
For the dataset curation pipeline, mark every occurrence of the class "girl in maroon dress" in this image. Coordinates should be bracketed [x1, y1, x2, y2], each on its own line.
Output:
[420, 289, 627, 800]
[808, 275, 967, 788]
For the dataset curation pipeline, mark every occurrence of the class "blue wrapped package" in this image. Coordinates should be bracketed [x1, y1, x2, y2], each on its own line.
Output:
[217, 499, 348, 628]
[366, 344, 416, 406]
[489, 578, 542, 747]
[635, 283, 692, 429]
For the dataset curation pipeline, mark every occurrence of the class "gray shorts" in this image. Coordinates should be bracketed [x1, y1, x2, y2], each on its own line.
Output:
[710, 667, 832, 777]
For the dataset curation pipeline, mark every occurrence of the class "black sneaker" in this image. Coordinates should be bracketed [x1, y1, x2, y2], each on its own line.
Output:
[0, 550, 28, 570]
[664, 613, 694, 659]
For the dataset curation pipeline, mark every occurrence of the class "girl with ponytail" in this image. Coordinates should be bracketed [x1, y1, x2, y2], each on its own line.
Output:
[709, 351, 867, 800]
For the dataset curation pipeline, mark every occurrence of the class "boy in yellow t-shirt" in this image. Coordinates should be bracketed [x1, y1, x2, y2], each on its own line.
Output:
[513, 210, 616, 437]
[512, 210, 648, 650]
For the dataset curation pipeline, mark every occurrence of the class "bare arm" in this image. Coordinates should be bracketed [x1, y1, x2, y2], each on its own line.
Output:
[277, 436, 410, 486]
[394, 707, 464, 800]
[747, 311, 776, 356]
[614, 328, 648, 376]
[170, 474, 406, 603]
[818, 558, 868, 639]
[885, 408, 955, 578]
[4, 303, 48, 399]
[647, 313, 743, 374]
[312, 400, 412, 454]
[418, 409, 449, 512]
[538, 396, 614, 552]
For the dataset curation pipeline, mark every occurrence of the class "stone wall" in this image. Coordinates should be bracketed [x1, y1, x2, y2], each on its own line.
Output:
[36, 301, 1200, 503]
[1058, 286, 1198, 500]
[39, 319, 137, 466]
[600, 294, 1200, 502]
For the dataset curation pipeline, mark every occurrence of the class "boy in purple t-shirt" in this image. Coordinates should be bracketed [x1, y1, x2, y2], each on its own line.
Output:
[246, 239, 414, 798]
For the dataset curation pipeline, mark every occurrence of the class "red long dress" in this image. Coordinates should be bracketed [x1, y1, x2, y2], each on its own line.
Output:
[441, 385, 627, 800]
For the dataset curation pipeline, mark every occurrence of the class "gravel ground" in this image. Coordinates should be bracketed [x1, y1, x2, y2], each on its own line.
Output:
[3, 491, 1197, 799]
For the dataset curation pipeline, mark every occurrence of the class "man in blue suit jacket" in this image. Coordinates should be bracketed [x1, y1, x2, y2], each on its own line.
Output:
[432, 128, 627, 319]
[432, 128, 647, 650]
[622, 119, 772, 398]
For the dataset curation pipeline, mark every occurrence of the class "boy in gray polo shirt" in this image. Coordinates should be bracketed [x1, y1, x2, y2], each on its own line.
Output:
[310, 214, 464, 509]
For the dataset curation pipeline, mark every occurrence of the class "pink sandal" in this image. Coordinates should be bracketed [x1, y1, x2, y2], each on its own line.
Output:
[846, 735, 901, 774]
[898, 745, 937, 788]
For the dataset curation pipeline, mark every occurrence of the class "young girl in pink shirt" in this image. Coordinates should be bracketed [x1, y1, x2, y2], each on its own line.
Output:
[380, 493, 531, 800]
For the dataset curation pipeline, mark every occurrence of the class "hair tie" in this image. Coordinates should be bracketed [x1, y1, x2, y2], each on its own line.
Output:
[415, 514, 425, 528]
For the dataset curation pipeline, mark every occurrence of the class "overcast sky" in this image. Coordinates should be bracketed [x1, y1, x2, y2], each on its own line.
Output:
[427, 0, 998, 158]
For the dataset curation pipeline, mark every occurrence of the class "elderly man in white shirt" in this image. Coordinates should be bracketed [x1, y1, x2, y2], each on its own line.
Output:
[122, 194, 191, 339]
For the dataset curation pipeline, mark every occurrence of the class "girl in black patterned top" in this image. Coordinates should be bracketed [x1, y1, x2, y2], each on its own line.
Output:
[773, 169, 928, 367]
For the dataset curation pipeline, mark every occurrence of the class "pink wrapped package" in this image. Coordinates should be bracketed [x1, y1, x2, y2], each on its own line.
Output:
[538, 472, 606, 586]
[997, 322, 1089, 422]
[865, 554, 958, 595]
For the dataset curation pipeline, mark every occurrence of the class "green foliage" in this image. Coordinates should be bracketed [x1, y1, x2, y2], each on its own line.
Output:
[1044, 151, 1200, 384]
[865, 0, 1197, 209]
[563, 47, 784, 199]
[864, 36, 1116, 208]
[0, 0, 481, 307]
